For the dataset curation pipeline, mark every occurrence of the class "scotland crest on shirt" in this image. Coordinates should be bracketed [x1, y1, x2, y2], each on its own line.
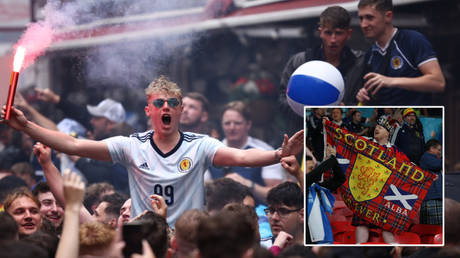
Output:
[391, 56, 403, 70]
[178, 157, 193, 173]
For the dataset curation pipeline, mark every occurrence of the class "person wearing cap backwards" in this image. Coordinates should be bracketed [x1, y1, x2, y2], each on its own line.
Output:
[2, 76, 303, 226]
[394, 108, 425, 165]
[353, 114, 404, 244]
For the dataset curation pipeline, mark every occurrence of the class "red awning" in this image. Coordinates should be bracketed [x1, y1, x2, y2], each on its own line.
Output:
[48, 0, 430, 50]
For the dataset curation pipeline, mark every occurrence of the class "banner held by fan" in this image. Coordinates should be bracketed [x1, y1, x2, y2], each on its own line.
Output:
[323, 119, 436, 234]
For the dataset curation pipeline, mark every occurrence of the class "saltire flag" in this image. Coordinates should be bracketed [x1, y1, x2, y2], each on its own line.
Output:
[323, 120, 436, 234]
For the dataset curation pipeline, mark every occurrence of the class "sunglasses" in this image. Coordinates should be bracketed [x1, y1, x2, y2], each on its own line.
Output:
[152, 98, 180, 108]
[264, 207, 301, 217]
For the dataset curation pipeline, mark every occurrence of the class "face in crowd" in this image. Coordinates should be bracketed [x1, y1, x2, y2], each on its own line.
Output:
[358, 4, 392, 41]
[90, 116, 113, 139]
[221, 109, 251, 147]
[265, 204, 303, 238]
[319, 23, 352, 57]
[145, 93, 182, 136]
[352, 111, 362, 124]
[180, 97, 207, 127]
[7, 196, 43, 236]
[374, 124, 389, 143]
[404, 113, 417, 126]
[37, 191, 64, 227]
[330, 108, 343, 123]
[117, 198, 132, 225]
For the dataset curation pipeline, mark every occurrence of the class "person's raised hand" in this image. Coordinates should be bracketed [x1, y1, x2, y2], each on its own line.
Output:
[33, 142, 52, 166]
[149, 195, 167, 220]
[63, 169, 85, 210]
[35, 88, 60, 104]
[326, 144, 336, 157]
[278, 130, 304, 158]
[273, 231, 293, 249]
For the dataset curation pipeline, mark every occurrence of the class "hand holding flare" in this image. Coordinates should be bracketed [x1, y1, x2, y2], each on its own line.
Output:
[4, 46, 26, 120]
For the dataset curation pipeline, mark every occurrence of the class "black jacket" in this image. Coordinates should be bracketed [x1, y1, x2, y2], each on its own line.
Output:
[279, 46, 365, 135]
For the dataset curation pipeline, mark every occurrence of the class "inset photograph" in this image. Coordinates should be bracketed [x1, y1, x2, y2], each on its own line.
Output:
[305, 107, 443, 246]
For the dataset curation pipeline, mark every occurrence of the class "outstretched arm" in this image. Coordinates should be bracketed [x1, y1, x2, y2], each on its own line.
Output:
[3, 106, 111, 161]
[213, 130, 304, 167]
[34, 142, 93, 223]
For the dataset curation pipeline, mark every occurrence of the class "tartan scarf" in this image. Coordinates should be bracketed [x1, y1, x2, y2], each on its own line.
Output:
[323, 120, 436, 234]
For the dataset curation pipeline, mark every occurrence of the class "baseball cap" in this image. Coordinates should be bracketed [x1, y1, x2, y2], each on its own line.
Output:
[86, 99, 126, 123]
[403, 108, 416, 117]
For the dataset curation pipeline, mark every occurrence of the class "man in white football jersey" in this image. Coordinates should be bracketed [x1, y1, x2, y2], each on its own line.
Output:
[2, 76, 303, 226]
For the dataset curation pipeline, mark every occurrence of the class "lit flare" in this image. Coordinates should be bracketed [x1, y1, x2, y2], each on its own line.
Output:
[4, 46, 26, 120]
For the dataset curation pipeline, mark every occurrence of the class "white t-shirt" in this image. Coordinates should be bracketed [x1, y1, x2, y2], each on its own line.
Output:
[104, 131, 224, 226]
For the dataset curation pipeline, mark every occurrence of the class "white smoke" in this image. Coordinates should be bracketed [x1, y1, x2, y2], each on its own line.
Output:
[41, 0, 208, 88]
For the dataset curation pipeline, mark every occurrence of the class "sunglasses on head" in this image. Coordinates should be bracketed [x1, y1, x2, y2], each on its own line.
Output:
[152, 98, 180, 108]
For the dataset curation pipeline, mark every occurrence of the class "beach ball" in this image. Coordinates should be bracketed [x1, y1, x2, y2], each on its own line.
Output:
[286, 60, 344, 116]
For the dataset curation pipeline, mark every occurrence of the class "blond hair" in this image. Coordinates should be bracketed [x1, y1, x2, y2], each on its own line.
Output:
[79, 221, 115, 255]
[145, 75, 182, 99]
[4, 187, 40, 212]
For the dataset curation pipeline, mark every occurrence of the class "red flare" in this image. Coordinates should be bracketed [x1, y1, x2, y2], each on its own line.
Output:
[4, 47, 26, 120]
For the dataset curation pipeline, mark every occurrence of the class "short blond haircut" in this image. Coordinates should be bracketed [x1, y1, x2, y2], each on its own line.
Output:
[79, 221, 115, 255]
[145, 75, 182, 100]
[4, 187, 40, 212]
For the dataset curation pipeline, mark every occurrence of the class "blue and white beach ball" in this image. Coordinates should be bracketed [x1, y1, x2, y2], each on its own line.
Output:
[286, 60, 344, 116]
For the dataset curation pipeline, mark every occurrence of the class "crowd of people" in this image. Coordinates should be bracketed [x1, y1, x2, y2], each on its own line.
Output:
[0, 74, 306, 258]
[0, 0, 457, 257]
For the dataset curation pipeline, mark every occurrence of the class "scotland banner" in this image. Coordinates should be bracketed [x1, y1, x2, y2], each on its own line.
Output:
[324, 120, 436, 234]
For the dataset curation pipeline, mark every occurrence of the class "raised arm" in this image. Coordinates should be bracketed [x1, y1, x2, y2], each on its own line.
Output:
[55, 170, 85, 258]
[3, 106, 111, 161]
[34, 142, 93, 223]
[15, 92, 58, 131]
[213, 130, 304, 167]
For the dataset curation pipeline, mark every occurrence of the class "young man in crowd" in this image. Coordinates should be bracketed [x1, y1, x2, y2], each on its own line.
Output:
[265, 182, 304, 254]
[179, 92, 219, 138]
[210, 101, 286, 204]
[32, 182, 64, 228]
[4, 187, 43, 237]
[279, 6, 364, 135]
[356, 0, 445, 105]
[3, 75, 303, 226]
